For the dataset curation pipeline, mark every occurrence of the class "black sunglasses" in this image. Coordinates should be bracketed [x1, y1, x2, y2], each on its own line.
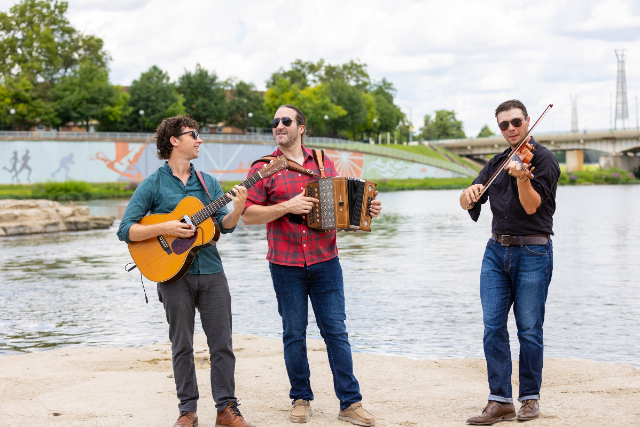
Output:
[270, 117, 296, 128]
[498, 117, 527, 131]
[178, 130, 199, 140]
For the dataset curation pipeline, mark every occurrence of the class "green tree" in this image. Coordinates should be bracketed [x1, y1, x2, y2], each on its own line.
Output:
[52, 61, 122, 131]
[128, 66, 185, 131]
[225, 80, 267, 132]
[477, 124, 495, 137]
[420, 110, 465, 140]
[266, 59, 323, 89]
[178, 64, 226, 128]
[371, 79, 403, 134]
[0, 75, 57, 129]
[0, 0, 108, 83]
[328, 80, 367, 139]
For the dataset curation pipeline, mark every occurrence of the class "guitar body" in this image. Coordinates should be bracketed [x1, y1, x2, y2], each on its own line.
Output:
[128, 196, 220, 285]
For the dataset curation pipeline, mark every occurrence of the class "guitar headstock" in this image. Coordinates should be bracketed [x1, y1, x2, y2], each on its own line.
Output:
[259, 156, 289, 178]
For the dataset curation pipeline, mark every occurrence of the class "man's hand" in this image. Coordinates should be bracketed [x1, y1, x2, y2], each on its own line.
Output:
[284, 190, 319, 215]
[369, 190, 382, 218]
[162, 220, 195, 238]
[505, 160, 527, 179]
[461, 184, 485, 209]
[228, 185, 248, 212]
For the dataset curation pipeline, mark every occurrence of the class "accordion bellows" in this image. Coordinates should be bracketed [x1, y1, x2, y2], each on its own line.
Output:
[306, 177, 377, 232]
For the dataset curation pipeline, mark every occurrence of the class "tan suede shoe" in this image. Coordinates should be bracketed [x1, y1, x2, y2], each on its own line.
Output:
[466, 401, 516, 425]
[338, 402, 375, 426]
[517, 399, 539, 421]
[290, 399, 312, 423]
[174, 411, 198, 427]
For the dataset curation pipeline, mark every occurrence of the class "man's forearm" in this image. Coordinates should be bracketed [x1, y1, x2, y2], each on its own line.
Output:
[517, 178, 541, 214]
[242, 203, 290, 225]
[128, 223, 166, 242]
[221, 209, 242, 229]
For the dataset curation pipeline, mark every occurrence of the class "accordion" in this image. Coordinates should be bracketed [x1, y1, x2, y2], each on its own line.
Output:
[306, 177, 377, 232]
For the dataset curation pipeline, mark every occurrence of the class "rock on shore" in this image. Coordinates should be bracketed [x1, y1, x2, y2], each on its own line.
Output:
[0, 199, 115, 236]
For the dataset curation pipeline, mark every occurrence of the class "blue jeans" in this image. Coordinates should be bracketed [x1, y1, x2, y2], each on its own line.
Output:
[269, 257, 362, 410]
[480, 238, 553, 403]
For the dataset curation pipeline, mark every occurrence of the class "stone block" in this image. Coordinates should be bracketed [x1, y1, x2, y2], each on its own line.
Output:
[56, 206, 75, 218]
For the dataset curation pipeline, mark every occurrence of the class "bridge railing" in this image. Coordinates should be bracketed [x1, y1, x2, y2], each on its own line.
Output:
[305, 141, 478, 177]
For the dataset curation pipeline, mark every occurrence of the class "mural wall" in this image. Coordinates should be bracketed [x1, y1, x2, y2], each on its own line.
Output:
[0, 141, 466, 184]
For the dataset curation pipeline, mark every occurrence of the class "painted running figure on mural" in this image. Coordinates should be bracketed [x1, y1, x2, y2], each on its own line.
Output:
[51, 153, 75, 180]
[2, 149, 32, 182]
[91, 142, 147, 181]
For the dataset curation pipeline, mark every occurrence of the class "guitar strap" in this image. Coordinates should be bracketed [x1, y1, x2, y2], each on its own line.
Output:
[195, 170, 213, 203]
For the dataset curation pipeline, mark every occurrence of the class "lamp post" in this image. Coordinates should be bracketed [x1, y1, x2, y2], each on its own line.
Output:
[324, 115, 329, 137]
[247, 112, 253, 134]
[139, 110, 144, 132]
[10, 108, 15, 131]
[372, 118, 377, 144]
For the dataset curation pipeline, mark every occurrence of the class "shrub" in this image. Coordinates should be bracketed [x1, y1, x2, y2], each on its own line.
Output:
[604, 172, 622, 184]
[569, 175, 578, 183]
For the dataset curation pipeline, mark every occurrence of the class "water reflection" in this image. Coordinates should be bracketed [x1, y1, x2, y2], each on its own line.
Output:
[1, 187, 639, 367]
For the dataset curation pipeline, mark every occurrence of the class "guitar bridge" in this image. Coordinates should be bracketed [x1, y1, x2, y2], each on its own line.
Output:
[157, 235, 172, 255]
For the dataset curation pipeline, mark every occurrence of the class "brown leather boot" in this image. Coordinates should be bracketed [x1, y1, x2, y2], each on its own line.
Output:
[517, 399, 539, 421]
[216, 402, 255, 427]
[466, 401, 516, 425]
[174, 411, 198, 427]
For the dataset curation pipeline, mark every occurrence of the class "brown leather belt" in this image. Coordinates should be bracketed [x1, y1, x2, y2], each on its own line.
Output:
[491, 233, 549, 246]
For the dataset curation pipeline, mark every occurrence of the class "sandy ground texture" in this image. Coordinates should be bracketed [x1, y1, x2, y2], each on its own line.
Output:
[1, 334, 639, 427]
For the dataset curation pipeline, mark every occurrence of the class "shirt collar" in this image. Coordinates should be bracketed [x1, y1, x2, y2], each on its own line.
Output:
[162, 161, 195, 178]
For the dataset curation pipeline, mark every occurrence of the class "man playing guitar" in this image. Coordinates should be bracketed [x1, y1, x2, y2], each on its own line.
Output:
[117, 116, 254, 427]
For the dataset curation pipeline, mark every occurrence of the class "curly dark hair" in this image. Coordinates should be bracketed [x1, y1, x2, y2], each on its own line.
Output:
[278, 104, 307, 143]
[495, 99, 528, 119]
[155, 116, 200, 160]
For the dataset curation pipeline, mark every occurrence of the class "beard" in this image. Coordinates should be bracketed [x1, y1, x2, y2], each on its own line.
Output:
[274, 127, 299, 148]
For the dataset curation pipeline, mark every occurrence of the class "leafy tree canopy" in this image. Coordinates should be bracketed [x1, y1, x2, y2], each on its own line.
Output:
[225, 79, 267, 131]
[178, 64, 226, 128]
[128, 65, 185, 131]
[477, 124, 495, 138]
[419, 110, 466, 140]
[0, 74, 56, 129]
[0, 0, 108, 83]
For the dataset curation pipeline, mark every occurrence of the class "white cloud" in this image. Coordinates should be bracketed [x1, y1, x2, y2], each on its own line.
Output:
[1, 0, 639, 135]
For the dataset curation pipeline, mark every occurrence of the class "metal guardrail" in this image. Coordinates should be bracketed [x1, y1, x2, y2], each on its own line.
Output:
[305, 141, 478, 177]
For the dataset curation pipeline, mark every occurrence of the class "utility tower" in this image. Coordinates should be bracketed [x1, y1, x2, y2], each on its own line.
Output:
[614, 49, 629, 129]
[570, 94, 578, 132]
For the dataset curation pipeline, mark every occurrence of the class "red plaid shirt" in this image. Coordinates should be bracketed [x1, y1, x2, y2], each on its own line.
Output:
[244, 146, 338, 267]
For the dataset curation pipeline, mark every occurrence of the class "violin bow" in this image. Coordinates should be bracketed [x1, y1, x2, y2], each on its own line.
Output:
[466, 104, 553, 209]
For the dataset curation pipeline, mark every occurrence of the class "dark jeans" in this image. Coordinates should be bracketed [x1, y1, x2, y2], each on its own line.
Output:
[480, 238, 553, 403]
[269, 257, 362, 410]
[157, 272, 236, 414]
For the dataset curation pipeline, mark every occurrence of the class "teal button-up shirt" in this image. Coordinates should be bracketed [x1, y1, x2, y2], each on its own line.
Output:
[117, 162, 235, 275]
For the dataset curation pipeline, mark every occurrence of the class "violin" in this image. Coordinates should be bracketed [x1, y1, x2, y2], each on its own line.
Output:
[466, 104, 553, 209]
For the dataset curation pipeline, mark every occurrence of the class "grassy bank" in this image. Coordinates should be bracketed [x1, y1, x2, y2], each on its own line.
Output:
[0, 181, 137, 201]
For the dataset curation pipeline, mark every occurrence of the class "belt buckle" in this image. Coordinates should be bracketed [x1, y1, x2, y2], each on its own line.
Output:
[500, 235, 510, 246]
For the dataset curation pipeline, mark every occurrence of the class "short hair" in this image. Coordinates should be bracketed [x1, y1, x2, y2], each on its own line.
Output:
[155, 116, 200, 160]
[495, 99, 528, 119]
[278, 104, 307, 143]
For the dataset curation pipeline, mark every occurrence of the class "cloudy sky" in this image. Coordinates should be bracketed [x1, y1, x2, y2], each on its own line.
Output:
[5, 0, 640, 136]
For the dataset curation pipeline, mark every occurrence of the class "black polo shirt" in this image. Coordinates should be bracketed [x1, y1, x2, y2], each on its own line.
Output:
[468, 137, 561, 235]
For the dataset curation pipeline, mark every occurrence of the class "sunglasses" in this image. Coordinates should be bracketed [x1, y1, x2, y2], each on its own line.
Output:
[498, 117, 527, 131]
[270, 117, 296, 128]
[178, 130, 199, 140]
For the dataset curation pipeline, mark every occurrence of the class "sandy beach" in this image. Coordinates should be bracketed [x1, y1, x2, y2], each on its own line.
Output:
[1, 334, 639, 427]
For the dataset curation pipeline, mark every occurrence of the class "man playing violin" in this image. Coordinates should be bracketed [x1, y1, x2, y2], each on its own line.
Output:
[117, 116, 254, 427]
[242, 104, 381, 425]
[460, 100, 560, 425]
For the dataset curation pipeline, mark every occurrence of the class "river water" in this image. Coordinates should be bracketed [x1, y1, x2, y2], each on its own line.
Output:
[1, 186, 639, 366]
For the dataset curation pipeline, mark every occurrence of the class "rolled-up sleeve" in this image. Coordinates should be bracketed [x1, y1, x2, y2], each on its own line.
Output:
[243, 163, 269, 213]
[467, 162, 492, 222]
[116, 180, 156, 243]
[529, 149, 560, 204]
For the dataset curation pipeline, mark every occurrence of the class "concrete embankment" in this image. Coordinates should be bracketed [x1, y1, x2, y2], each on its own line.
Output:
[0, 199, 115, 236]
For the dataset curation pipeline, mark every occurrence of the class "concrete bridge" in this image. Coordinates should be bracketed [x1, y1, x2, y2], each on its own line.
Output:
[431, 129, 640, 156]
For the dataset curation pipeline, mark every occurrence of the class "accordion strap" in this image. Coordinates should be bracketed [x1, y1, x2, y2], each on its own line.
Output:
[251, 155, 320, 177]
[311, 149, 326, 178]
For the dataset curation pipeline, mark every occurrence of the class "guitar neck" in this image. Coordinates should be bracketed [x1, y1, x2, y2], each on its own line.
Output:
[191, 171, 263, 226]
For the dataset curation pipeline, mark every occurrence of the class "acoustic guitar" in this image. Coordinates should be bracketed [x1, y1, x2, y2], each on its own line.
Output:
[128, 156, 288, 285]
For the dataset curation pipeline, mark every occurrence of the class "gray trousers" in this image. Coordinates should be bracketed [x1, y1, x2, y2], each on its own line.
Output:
[157, 272, 236, 413]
